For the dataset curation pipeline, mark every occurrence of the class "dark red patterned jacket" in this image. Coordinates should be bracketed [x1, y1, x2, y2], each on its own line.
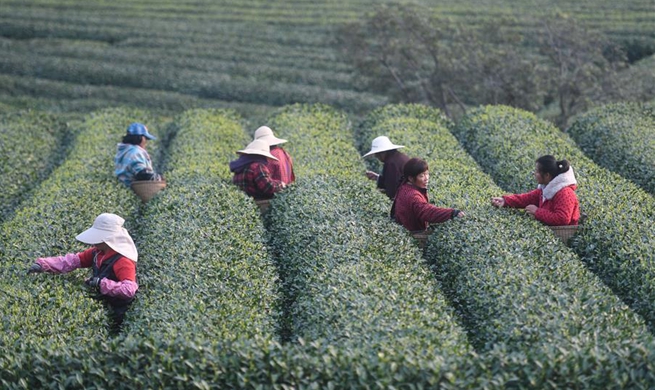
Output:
[391, 182, 457, 231]
[232, 161, 284, 200]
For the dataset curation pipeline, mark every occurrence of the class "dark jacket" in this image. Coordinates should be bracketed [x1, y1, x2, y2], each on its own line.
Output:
[377, 150, 410, 200]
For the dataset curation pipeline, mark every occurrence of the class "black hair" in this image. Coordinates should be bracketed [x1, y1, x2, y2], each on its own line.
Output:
[536, 155, 570, 178]
[122, 134, 144, 145]
[403, 157, 429, 181]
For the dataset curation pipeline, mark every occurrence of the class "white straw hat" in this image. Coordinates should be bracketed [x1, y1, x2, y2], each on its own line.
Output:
[254, 126, 287, 146]
[75, 213, 138, 262]
[237, 139, 278, 160]
[362, 136, 405, 158]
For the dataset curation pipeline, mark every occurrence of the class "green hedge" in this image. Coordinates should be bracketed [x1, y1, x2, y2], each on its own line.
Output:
[3, 335, 654, 389]
[452, 105, 655, 331]
[359, 104, 650, 352]
[124, 109, 279, 342]
[0, 108, 156, 348]
[266, 104, 470, 355]
[0, 110, 71, 222]
[1, 104, 654, 389]
[568, 102, 655, 194]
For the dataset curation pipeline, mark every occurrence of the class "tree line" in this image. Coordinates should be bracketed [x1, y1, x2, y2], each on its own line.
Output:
[335, 3, 654, 128]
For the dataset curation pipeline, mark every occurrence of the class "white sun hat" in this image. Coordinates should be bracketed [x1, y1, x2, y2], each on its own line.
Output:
[75, 213, 138, 262]
[362, 136, 405, 158]
[237, 139, 279, 160]
[254, 126, 288, 146]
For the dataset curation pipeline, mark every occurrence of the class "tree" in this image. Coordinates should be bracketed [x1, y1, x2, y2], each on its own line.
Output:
[334, 4, 544, 118]
[537, 14, 628, 128]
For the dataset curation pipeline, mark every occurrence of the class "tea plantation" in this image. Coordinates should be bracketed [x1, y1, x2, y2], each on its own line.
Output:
[1, 0, 654, 116]
[2, 0, 655, 388]
[1, 104, 654, 388]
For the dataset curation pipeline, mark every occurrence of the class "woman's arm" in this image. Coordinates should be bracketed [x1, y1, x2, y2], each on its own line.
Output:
[502, 189, 541, 209]
[35, 253, 82, 274]
[98, 258, 138, 300]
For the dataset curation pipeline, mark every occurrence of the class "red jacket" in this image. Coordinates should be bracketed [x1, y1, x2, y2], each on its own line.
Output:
[36, 247, 138, 300]
[391, 182, 456, 231]
[269, 146, 295, 184]
[503, 184, 580, 226]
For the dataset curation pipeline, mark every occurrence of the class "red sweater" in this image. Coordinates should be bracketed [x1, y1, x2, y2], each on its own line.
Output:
[78, 247, 136, 282]
[391, 182, 456, 231]
[503, 185, 580, 226]
[269, 146, 295, 184]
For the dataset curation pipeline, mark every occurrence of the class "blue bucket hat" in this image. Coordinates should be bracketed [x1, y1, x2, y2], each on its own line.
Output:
[127, 123, 156, 140]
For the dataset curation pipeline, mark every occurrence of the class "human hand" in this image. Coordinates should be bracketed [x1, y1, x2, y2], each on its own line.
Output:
[455, 211, 465, 218]
[27, 263, 43, 274]
[525, 205, 538, 215]
[85, 277, 102, 288]
[491, 197, 505, 207]
[365, 171, 379, 181]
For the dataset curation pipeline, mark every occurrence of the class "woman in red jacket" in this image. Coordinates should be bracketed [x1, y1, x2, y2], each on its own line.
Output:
[391, 158, 465, 232]
[491, 155, 580, 226]
[27, 213, 138, 332]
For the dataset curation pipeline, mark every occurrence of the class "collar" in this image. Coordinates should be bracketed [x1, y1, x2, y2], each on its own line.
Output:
[538, 166, 577, 200]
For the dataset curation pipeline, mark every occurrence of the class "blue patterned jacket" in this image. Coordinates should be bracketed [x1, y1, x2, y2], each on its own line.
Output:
[114, 143, 153, 187]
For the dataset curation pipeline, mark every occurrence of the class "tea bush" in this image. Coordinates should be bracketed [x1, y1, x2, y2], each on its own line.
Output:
[0, 110, 71, 222]
[568, 102, 655, 194]
[0, 108, 156, 348]
[124, 109, 279, 342]
[452, 105, 655, 331]
[1, 104, 655, 389]
[359, 105, 651, 353]
[266, 104, 471, 356]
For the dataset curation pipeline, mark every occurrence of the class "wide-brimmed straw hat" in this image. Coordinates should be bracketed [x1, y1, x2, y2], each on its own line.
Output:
[254, 126, 287, 146]
[75, 213, 138, 262]
[362, 136, 405, 158]
[237, 139, 278, 160]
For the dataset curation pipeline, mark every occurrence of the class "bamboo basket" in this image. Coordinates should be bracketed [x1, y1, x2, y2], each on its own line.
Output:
[549, 225, 579, 244]
[549, 213, 586, 244]
[411, 230, 431, 249]
[131, 180, 166, 203]
[254, 199, 271, 214]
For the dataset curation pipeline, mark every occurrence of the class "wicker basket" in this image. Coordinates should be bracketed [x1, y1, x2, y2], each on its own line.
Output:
[254, 199, 271, 214]
[131, 180, 166, 203]
[411, 230, 431, 249]
[549, 212, 586, 244]
[549, 225, 579, 244]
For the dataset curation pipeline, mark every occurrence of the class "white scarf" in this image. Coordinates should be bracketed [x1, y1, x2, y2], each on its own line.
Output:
[537, 166, 577, 201]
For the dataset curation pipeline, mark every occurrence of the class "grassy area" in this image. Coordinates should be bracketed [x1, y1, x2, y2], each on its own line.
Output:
[0, 0, 653, 120]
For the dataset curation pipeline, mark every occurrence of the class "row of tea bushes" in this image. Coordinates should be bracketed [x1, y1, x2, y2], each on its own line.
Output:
[567, 102, 655, 194]
[452, 105, 655, 331]
[3, 333, 655, 389]
[0, 52, 386, 112]
[265, 104, 471, 357]
[0, 110, 71, 222]
[124, 109, 279, 343]
[358, 105, 651, 354]
[1, 105, 654, 388]
[0, 108, 154, 349]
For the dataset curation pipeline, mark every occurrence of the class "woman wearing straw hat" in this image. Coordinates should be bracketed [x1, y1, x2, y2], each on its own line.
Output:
[491, 155, 580, 226]
[391, 158, 464, 232]
[114, 122, 163, 187]
[254, 126, 295, 185]
[362, 136, 410, 200]
[230, 139, 287, 199]
[27, 213, 139, 330]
